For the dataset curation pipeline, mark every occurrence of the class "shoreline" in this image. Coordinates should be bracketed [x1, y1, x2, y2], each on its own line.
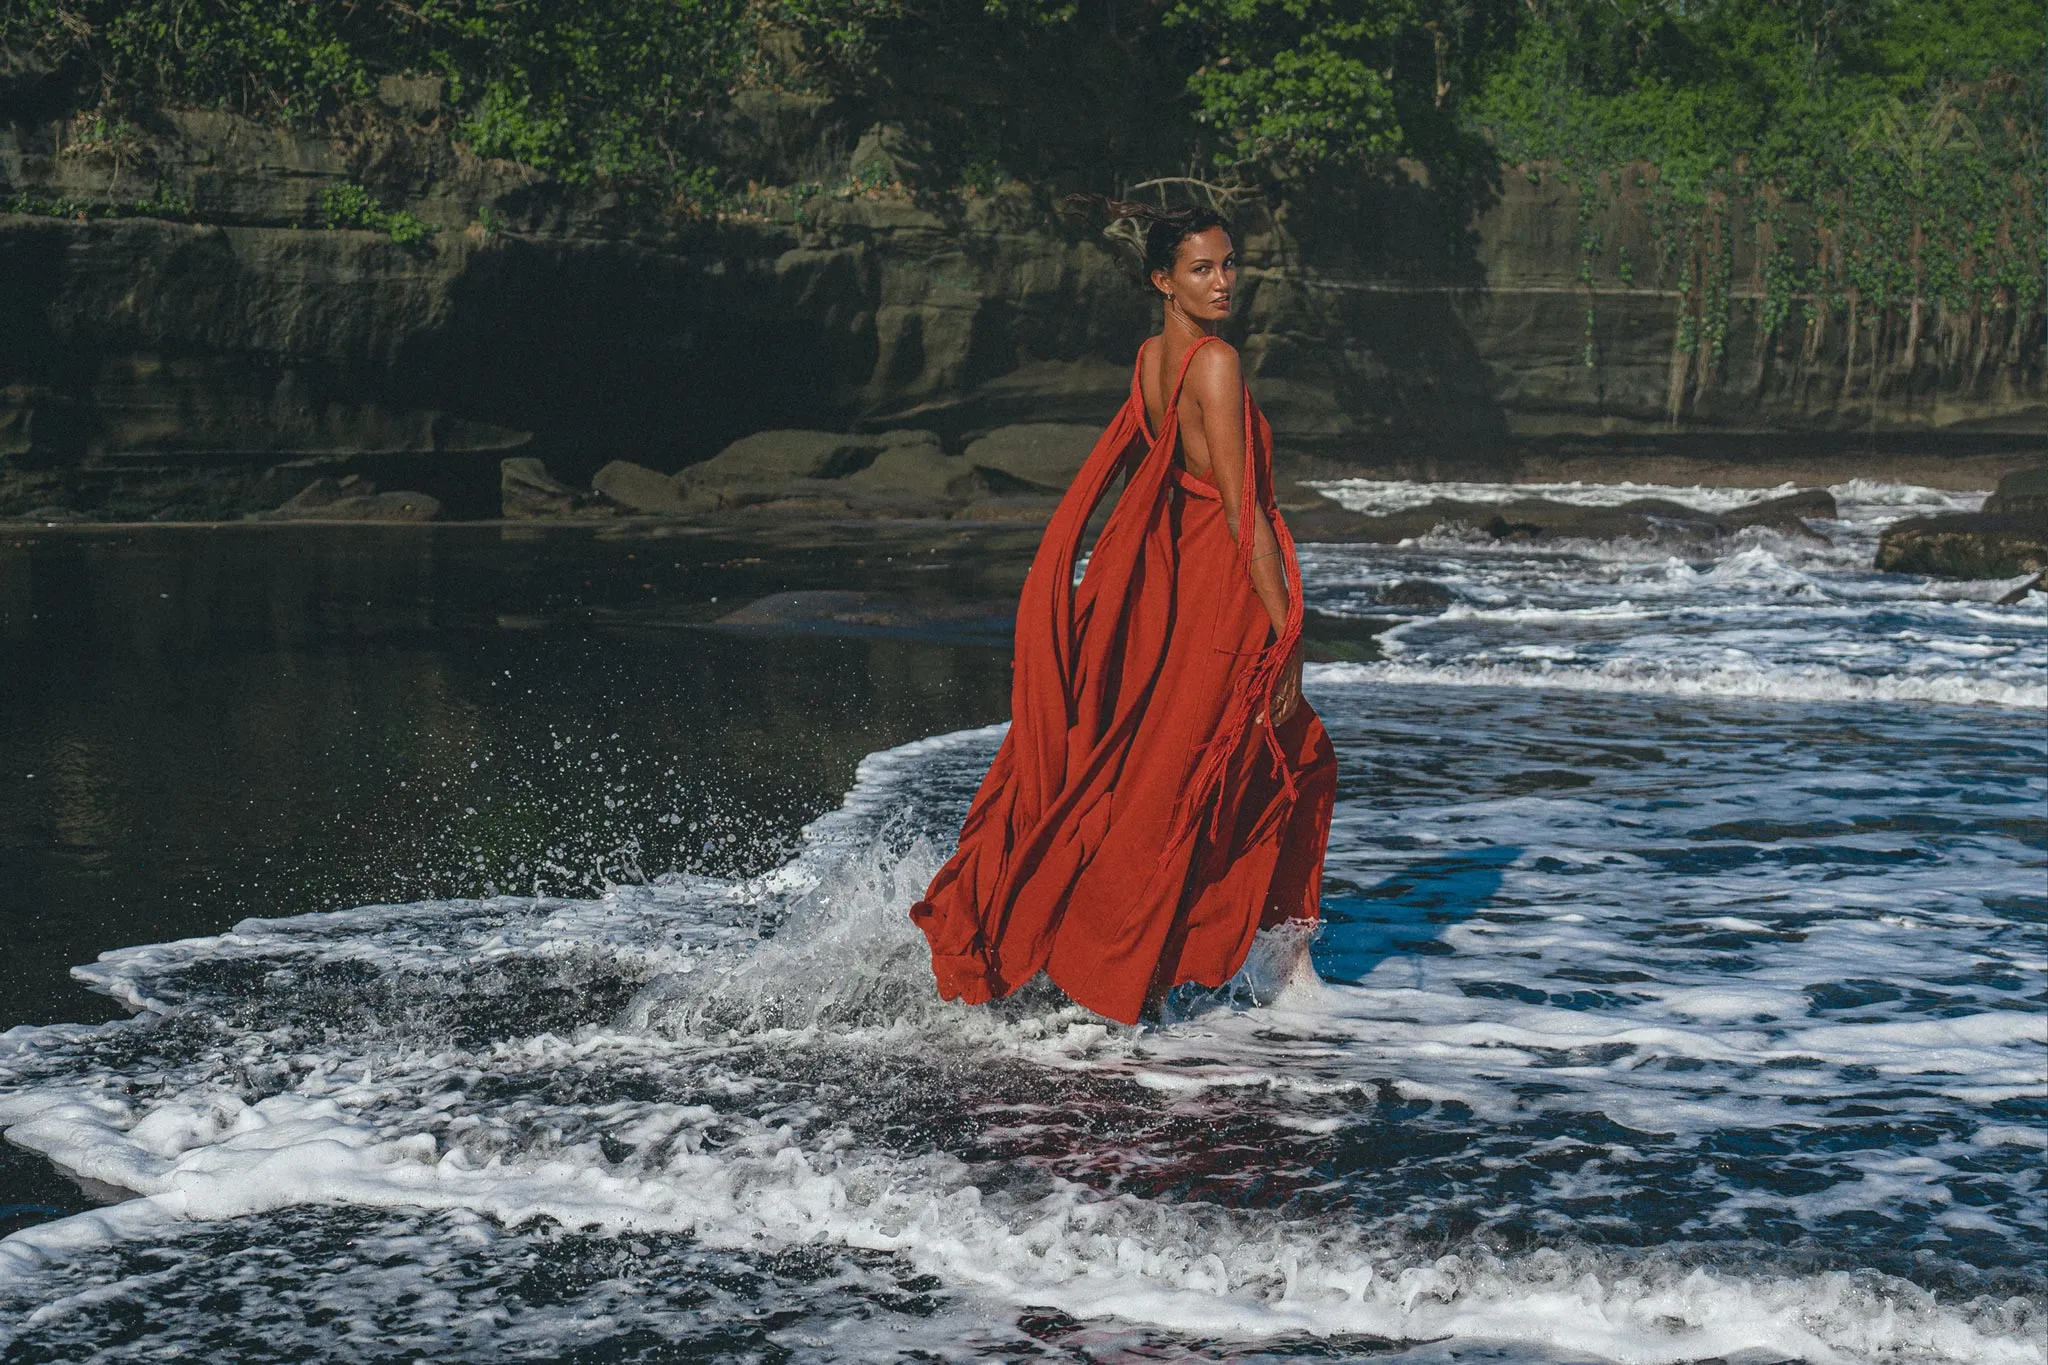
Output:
[4, 450, 2032, 534]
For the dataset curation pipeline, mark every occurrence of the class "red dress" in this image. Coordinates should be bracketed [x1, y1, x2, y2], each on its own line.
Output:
[909, 335, 1339, 1024]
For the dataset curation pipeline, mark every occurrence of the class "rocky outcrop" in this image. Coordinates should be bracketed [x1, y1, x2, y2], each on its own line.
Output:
[500, 426, 1084, 521]
[1984, 466, 2048, 516]
[502, 457, 607, 519]
[687, 430, 915, 489]
[1876, 469, 2048, 578]
[1876, 514, 2048, 579]
[257, 475, 440, 521]
[1371, 579, 1456, 609]
[961, 424, 1101, 492]
[676, 428, 997, 515]
[592, 460, 693, 515]
[1, 96, 2041, 522]
[1995, 574, 2043, 604]
[1298, 608, 1399, 663]
[1289, 489, 1836, 545]
[1718, 488, 1837, 535]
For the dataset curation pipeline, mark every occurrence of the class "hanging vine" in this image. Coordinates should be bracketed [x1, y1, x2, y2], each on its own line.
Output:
[1468, 8, 2041, 419]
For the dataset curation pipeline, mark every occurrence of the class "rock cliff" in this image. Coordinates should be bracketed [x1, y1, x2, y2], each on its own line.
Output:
[3, 88, 2041, 520]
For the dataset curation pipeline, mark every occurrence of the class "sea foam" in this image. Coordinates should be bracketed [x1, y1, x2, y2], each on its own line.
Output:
[3, 478, 2042, 1364]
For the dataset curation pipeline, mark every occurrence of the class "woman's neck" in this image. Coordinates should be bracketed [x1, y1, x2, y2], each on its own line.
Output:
[1161, 299, 1217, 340]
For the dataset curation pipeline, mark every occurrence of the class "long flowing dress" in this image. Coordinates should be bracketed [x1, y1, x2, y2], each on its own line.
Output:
[909, 334, 1339, 1024]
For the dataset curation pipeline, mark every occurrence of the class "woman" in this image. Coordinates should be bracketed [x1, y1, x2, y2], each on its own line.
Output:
[909, 199, 1339, 1025]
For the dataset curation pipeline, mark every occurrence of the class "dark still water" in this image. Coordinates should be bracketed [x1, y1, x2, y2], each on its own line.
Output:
[1, 522, 1024, 1024]
[0, 483, 2041, 1365]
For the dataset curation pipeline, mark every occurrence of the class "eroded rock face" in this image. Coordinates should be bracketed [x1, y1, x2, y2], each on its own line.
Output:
[1, 99, 2041, 521]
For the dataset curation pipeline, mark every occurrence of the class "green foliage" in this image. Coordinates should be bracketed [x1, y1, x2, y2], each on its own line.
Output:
[1466, 0, 2042, 389]
[1167, 0, 1412, 172]
[2, 0, 2036, 356]
[1, 0, 746, 200]
[5, 184, 194, 221]
[61, 109, 148, 162]
[320, 183, 437, 245]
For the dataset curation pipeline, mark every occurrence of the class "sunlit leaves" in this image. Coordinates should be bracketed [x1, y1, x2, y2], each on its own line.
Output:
[1168, 0, 1414, 172]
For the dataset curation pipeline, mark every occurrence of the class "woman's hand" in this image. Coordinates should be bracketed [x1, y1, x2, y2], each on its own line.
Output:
[1268, 638, 1305, 726]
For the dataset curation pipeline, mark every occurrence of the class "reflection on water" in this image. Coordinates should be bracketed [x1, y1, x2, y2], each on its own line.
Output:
[0, 523, 1021, 1024]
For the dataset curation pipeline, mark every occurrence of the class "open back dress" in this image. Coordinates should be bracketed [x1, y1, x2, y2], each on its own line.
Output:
[909, 334, 1339, 1024]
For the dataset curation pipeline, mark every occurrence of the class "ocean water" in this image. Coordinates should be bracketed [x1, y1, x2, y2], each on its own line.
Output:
[0, 481, 2042, 1363]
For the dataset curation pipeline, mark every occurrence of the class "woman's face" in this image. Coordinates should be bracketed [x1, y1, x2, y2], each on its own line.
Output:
[1152, 226, 1237, 323]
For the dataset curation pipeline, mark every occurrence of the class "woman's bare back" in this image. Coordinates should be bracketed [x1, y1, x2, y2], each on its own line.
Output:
[1139, 334, 1224, 484]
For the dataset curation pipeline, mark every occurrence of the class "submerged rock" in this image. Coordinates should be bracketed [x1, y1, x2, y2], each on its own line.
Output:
[273, 475, 372, 511]
[952, 492, 1064, 521]
[1294, 496, 1715, 545]
[1278, 498, 1382, 543]
[691, 428, 938, 483]
[1373, 579, 1456, 609]
[262, 476, 440, 522]
[501, 457, 604, 519]
[1719, 487, 1837, 535]
[710, 589, 1013, 640]
[592, 460, 693, 515]
[21, 504, 86, 523]
[1498, 497, 1725, 540]
[309, 492, 442, 522]
[661, 426, 1070, 520]
[1299, 608, 1399, 663]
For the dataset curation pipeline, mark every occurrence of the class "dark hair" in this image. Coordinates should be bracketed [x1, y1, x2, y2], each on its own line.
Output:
[1063, 193, 1236, 287]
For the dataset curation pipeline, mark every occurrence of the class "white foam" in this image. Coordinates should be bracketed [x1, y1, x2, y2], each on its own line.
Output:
[1306, 476, 1987, 528]
[2, 1049, 2036, 1365]
[6, 694, 2043, 1361]
[1306, 658, 2046, 709]
[1307, 478, 1805, 517]
[4, 475, 2044, 1363]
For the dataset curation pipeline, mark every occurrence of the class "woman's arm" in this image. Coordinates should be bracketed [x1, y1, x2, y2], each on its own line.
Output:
[1187, 344, 1289, 638]
[1188, 344, 1304, 724]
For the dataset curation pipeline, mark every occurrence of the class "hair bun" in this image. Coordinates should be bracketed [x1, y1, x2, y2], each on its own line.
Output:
[1062, 190, 1234, 289]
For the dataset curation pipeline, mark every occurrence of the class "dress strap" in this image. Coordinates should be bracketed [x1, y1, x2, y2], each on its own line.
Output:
[1132, 333, 1225, 442]
[1165, 333, 1223, 413]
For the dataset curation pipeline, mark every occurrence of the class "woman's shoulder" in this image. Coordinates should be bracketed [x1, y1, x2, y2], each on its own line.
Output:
[1183, 336, 1243, 397]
